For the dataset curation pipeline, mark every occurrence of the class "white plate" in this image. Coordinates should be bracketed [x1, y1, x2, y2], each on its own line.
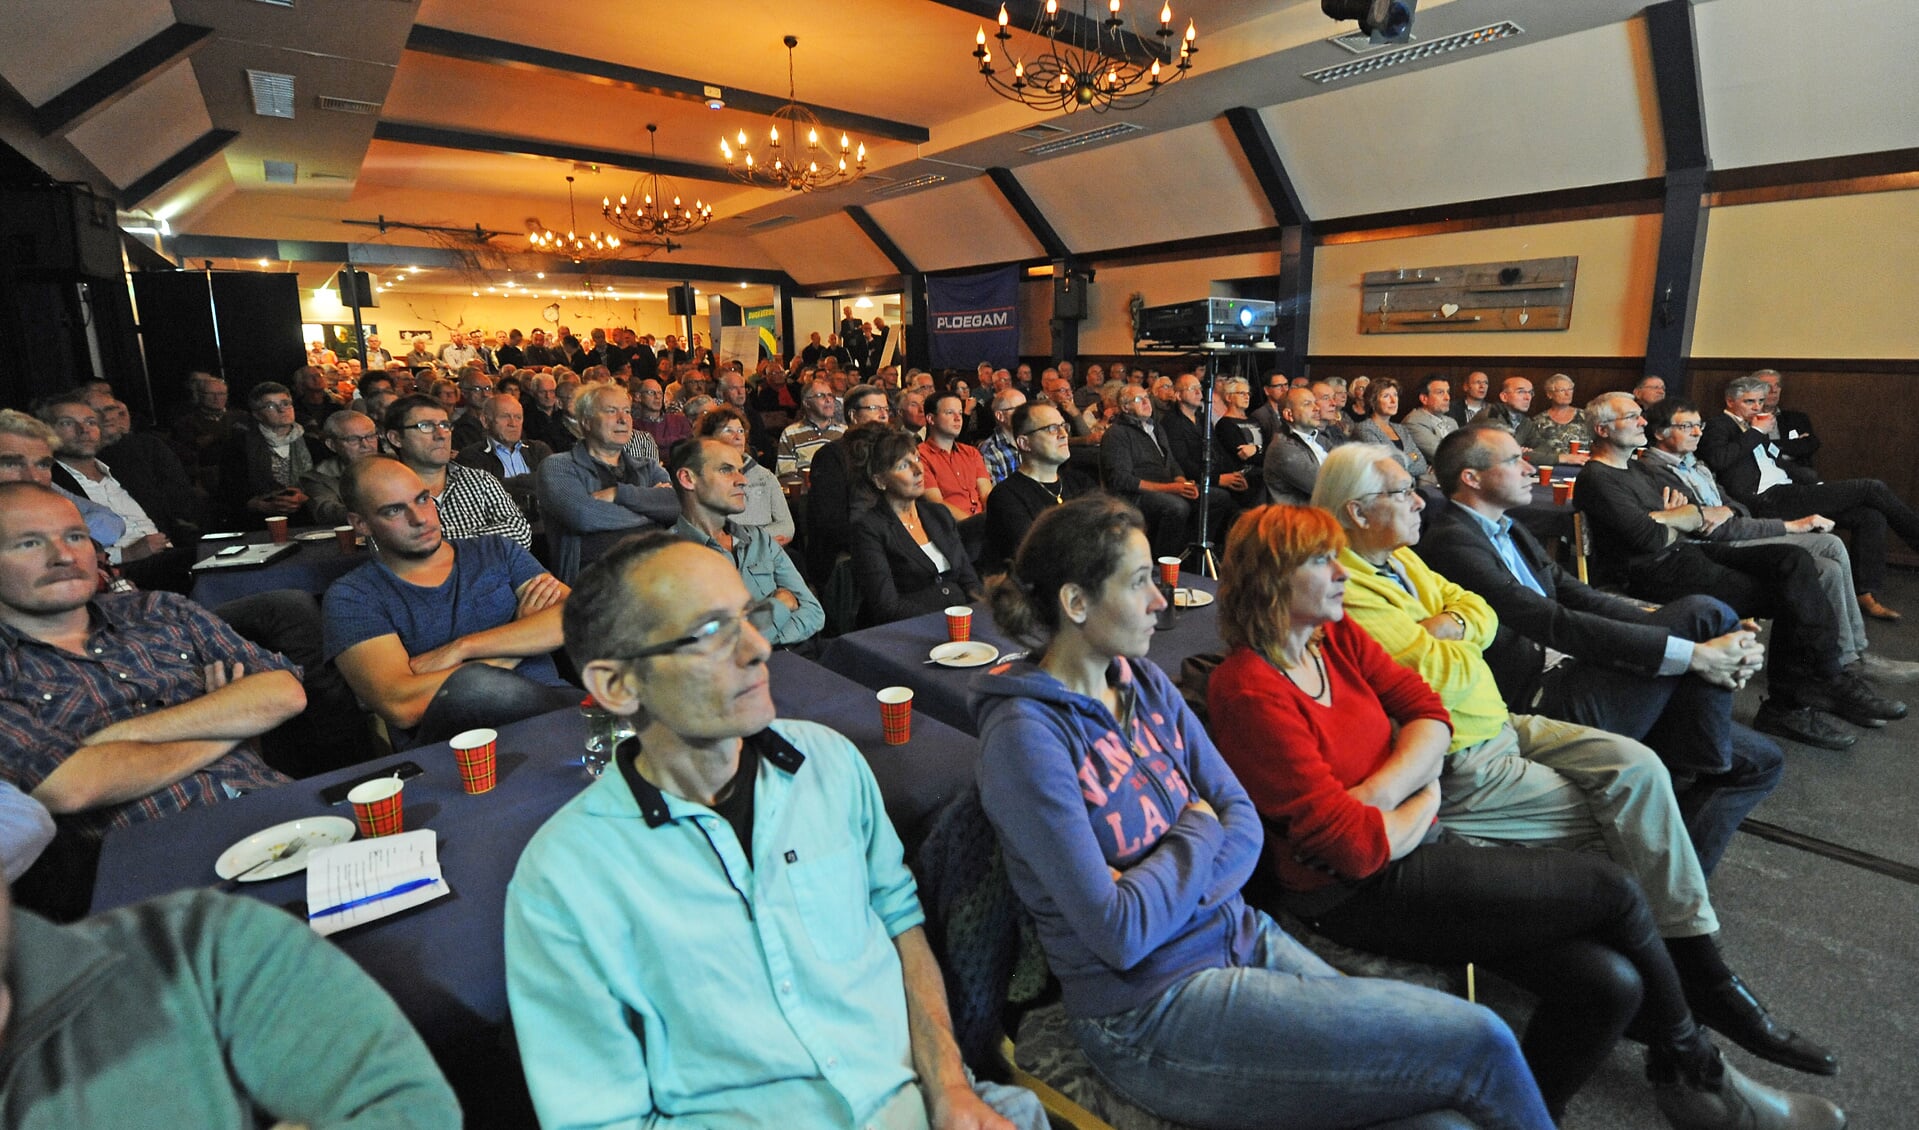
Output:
[929, 641, 1000, 668]
[215, 816, 357, 881]
[1173, 588, 1214, 609]
[293, 530, 336, 542]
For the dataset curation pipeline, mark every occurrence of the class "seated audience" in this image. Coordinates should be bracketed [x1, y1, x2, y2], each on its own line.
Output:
[1211, 374, 1265, 481]
[382, 394, 530, 548]
[1516, 373, 1594, 466]
[694, 406, 793, 545]
[291, 365, 342, 440]
[216, 381, 313, 527]
[1401, 373, 1460, 464]
[973, 496, 1552, 1130]
[777, 378, 845, 484]
[1471, 375, 1534, 439]
[325, 456, 575, 746]
[631, 376, 692, 451]
[977, 388, 1026, 484]
[536, 383, 677, 582]
[1249, 370, 1290, 442]
[168, 371, 246, 489]
[1101, 383, 1202, 558]
[1702, 374, 1919, 622]
[2, 410, 122, 547]
[1312, 379, 1352, 442]
[450, 369, 494, 451]
[669, 439, 822, 648]
[1315, 445, 1839, 1077]
[302, 409, 382, 528]
[802, 390, 893, 580]
[1420, 426, 1782, 873]
[1352, 377, 1432, 485]
[1263, 386, 1343, 506]
[40, 394, 196, 592]
[85, 388, 204, 533]
[850, 430, 982, 625]
[983, 402, 1095, 573]
[1449, 369, 1493, 426]
[505, 533, 1044, 1130]
[1751, 369, 1818, 466]
[1636, 374, 1669, 409]
[1345, 375, 1372, 426]
[1575, 393, 1901, 747]
[455, 393, 551, 519]
[918, 391, 992, 521]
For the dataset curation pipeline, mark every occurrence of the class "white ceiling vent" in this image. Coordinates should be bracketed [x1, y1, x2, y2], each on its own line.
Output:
[1304, 21, 1523, 84]
[262, 160, 297, 184]
[317, 95, 381, 115]
[1021, 121, 1143, 157]
[869, 174, 947, 198]
[1012, 122, 1071, 140]
[247, 70, 296, 118]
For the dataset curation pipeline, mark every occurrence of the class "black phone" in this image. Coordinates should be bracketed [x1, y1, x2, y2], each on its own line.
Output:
[319, 761, 425, 807]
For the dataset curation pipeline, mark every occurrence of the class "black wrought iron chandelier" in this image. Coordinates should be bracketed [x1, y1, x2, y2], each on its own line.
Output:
[974, 0, 1197, 114]
[528, 176, 620, 262]
[720, 36, 867, 193]
[602, 124, 712, 248]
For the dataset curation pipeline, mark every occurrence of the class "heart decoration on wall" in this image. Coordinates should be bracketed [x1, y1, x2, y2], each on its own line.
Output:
[1439, 302, 1461, 318]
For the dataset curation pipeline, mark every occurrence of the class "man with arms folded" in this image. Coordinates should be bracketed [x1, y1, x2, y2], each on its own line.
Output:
[536, 383, 679, 582]
[919, 391, 993, 522]
[1315, 445, 1838, 1078]
[325, 456, 575, 747]
[670, 438, 824, 648]
[505, 532, 1042, 1130]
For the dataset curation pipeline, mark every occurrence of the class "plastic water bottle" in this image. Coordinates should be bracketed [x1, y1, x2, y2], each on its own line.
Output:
[580, 697, 614, 778]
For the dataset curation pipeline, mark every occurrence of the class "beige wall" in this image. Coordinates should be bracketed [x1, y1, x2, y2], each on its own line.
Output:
[298, 289, 696, 350]
[1309, 214, 1662, 358]
[1693, 188, 1919, 360]
[1061, 250, 1288, 357]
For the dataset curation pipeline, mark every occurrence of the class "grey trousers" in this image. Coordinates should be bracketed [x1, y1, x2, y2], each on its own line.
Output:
[1436, 714, 1717, 939]
[1724, 532, 1865, 664]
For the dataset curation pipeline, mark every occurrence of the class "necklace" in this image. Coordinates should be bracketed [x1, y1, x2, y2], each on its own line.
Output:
[1278, 641, 1330, 702]
[1035, 476, 1064, 505]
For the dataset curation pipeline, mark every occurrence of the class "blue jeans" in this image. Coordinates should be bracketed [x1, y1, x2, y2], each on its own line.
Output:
[411, 663, 579, 747]
[1066, 914, 1553, 1130]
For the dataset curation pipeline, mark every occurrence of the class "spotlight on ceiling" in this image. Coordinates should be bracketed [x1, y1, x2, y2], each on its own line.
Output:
[1321, 0, 1416, 45]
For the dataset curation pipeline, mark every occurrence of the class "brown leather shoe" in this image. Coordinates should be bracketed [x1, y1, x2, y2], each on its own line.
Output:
[1653, 1055, 1846, 1130]
[1859, 593, 1902, 622]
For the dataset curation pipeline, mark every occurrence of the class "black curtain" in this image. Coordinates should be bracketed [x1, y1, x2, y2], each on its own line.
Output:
[132, 270, 305, 417]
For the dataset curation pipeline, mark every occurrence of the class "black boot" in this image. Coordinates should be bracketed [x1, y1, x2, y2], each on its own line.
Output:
[1683, 973, 1839, 1075]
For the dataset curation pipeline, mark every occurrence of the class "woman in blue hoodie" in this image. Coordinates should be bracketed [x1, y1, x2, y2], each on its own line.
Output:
[971, 496, 1552, 1130]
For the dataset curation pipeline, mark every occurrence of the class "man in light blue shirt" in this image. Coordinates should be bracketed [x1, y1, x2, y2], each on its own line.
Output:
[669, 438, 824, 648]
[505, 532, 1042, 1130]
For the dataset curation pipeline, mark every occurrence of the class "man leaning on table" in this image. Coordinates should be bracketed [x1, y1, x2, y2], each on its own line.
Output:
[505, 531, 1044, 1130]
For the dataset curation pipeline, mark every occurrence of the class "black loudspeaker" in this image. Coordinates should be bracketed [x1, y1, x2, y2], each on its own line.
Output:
[0, 185, 122, 279]
[666, 283, 696, 316]
[335, 269, 378, 308]
[1054, 271, 1089, 320]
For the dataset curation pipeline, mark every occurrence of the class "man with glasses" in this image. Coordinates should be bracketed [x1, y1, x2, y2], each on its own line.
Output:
[214, 382, 312, 529]
[327, 455, 574, 746]
[671, 438, 822, 648]
[1449, 370, 1492, 427]
[1472, 376, 1534, 434]
[450, 369, 494, 451]
[303, 410, 383, 528]
[1315, 444, 1841, 1079]
[984, 402, 1094, 571]
[776, 378, 845, 486]
[1250, 370, 1291, 443]
[535, 384, 678, 582]
[1100, 383, 1203, 559]
[505, 531, 1043, 1130]
[382, 395, 530, 549]
[1577, 392, 1900, 749]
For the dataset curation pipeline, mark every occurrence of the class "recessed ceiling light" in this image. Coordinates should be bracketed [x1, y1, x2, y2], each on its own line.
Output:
[471, 291, 479, 297]
[257, 259, 269, 267]
[535, 272, 545, 279]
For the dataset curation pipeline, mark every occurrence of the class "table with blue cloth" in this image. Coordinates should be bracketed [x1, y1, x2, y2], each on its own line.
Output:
[820, 573, 1221, 736]
[189, 529, 368, 607]
[88, 649, 976, 1091]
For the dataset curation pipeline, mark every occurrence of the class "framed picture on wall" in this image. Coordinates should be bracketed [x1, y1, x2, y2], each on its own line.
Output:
[397, 329, 435, 342]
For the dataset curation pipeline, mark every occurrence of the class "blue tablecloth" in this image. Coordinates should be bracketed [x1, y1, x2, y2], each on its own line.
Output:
[190, 529, 369, 607]
[820, 574, 1222, 736]
[88, 649, 978, 1055]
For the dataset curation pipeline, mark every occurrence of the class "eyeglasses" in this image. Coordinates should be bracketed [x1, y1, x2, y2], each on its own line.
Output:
[613, 596, 777, 661]
[1362, 484, 1419, 505]
[337, 432, 380, 446]
[1666, 421, 1705, 432]
[399, 420, 454, 434]
[1021, 422, 1070, 438]
[259, 399, 294, 411]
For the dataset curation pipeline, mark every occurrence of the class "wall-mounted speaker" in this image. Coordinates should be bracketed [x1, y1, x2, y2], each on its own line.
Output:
[666, 283, 696, 316]
[1054, 270, 1090, 321]
[335, 269, 378, 308]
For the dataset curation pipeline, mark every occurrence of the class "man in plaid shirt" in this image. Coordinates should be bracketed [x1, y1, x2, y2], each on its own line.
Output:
[381, 394, 531, 548]
[0, 484, 304, 844]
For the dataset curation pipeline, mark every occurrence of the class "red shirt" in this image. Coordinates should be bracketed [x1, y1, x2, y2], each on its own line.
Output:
[917, 439, 989, 517]
[1206, 616, 1451, 892]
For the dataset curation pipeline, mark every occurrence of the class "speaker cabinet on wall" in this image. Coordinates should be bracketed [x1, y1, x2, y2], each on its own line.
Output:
[335, 269, 378, 308]
[666, 283, 697, 316]
[1054, 271, 1090, 321]
[0, 185, 122, 279]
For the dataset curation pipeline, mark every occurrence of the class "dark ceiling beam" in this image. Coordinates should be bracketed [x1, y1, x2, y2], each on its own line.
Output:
[34, 23, 215, 137]
[845, 206, 917, 276]
[1641, 0, 1711, 381]
[1222, 107, 1311, 364]
[122, 128, 237, 206]
[374, 121, 736, 185]
[986, 167, 1070, 260]
[1222, 106, 1306, 229]
[406, 26, 931, 145]
[925, 0, 1172, 65]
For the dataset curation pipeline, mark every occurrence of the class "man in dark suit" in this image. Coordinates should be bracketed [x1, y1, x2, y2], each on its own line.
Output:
[801, 390, 891, 582]
[1701, 374, 1919, 622]
[1754, 369, 1818, 466]
[1100, 383, 1200, 558]
[1422, 425, 1783, 877]
[1263, 387, 1342, 506]
[1248, 369, 1289, 444]
[456, 393, 551, 518]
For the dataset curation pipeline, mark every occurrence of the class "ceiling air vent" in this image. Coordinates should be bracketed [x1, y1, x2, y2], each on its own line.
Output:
[308, 171, 351, 181]
[317, 95, 381, 115]
[247, 70, 296, 118]
[1021, 121, 1143, 157]
[870, 174, 946, 198]
[262, 160, 297, 184]
[1304, 21, 1523, 84]
[746, 214, 798, 231]
[1012, 122, 1071, 140]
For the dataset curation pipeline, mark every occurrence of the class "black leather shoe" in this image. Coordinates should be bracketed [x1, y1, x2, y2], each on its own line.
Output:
[1752, 700, 1857, 751]
[1800, 673, 1906, 727]
[1685, 974, 1840, 1076]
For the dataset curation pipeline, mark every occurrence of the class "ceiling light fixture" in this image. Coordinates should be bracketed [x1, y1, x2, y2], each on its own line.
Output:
[721, 36, 867, 193]
[528, 176, 621, 262]
[974, 0, 1196, 115]
[603, 124, 712, 247]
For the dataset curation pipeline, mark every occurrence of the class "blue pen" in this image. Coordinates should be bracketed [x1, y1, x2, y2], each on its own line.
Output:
[309, 877, 441, 920]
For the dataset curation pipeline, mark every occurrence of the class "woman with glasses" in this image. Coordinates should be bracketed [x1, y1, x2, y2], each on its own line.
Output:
[1517, 373, 1594, 466]
[1346, 375, 1373, 427]
[849, 429, 982, 626]
[974, 496, 1553, 1130]
[695, 406, 794, 545]
[1353, 378, 1433, 486]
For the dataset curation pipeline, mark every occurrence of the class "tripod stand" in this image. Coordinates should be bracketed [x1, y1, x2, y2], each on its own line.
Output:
[1132, 343, 1273, 579]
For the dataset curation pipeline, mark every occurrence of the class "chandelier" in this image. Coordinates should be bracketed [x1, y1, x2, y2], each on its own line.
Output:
[720, 35, 867, 193]
[528, 176, 620, 262]
[602, 124, 712, 249]
[974, 0, 1197, 114]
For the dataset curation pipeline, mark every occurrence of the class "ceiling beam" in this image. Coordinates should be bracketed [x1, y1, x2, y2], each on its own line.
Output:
[1222, 107, 1306, 229]
[925, 0, 1172, 65]
[845, 207, 917, 276]
[34, 23, 215, 137]
[405, 26, 931, 146]
[1222, 108, 1310, 365]
[122, 128, 237, 207]
[374, 121, 737, 185]
[986, 167, 1069, 260]
[1641, 0, 1710, 381]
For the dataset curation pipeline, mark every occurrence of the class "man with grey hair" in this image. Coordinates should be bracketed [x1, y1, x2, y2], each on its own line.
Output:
[536, 383, 677, 581]
[1702, 372, 1919, 622]
[1635, 374, 1668, 410]
[977, 388, 1026, 484]
[1315, 442, 1841, 1078]
[1749, 369, 1818, 465]
[457, 393, 552, 518]
[302, 409, 383, 527]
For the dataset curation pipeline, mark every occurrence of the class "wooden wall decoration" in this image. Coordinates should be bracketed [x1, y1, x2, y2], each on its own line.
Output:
[1359, 256, 1578, 334]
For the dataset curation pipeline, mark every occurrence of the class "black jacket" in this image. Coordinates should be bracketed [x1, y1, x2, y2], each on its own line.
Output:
[1098, 414, 1179, 495]
[849, 502, 981, 626]
[1698, 412, 1818, 507]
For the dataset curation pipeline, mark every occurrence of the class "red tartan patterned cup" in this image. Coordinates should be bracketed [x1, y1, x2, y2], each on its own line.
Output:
[878, 687, 914, 746]
[945, 606, 973, 643]
[348, 777, 405, 837]
[1157, 556, 1182, 587]
[334, 525, 358, 552]
[264, 516, 289, 544]
[450, 728, 499, 795]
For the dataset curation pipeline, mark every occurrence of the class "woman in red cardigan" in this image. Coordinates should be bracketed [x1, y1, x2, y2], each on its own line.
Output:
[1206, 504, 1841, 1130]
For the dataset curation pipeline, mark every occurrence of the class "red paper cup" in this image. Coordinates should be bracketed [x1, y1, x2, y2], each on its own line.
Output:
[450, 727, 499, 794]
[1537, 466, 1553, 486]
[265, 516, 289, 544]
[1552, 481, 1575, 506]
[878, 686, 914, 746]
[347, 777, 405, 837]
[1157, 556, 1182, 587]
[1567, 439, 1583, 455]
[945, 605, 973, 643]
[334, 525, 357, 552]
